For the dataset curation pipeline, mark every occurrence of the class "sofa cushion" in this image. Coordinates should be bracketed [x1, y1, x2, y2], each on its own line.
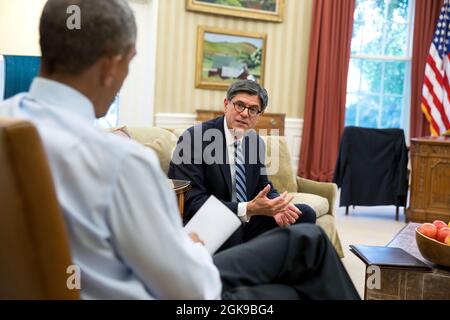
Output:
[167, 126, 192, 139]
[144, 136, 172, 175]
[127, 127, 178, 147]
[261, 136, 297, 193]
[126, 127, 179, 175]
[288, 192, 329, 218]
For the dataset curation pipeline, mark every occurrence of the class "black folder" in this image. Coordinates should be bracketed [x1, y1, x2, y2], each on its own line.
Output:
[349, 245, 431, 271]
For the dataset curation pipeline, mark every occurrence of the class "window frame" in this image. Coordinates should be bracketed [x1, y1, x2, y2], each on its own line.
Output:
[346, 0, 415, 138]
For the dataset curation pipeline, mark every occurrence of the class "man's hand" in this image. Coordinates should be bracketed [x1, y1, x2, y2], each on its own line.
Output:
[247, 184, 295, 217]
[274, 204, 302, 227]
[188, 232, 204, 245]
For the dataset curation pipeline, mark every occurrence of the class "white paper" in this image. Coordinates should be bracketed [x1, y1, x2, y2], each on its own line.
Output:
[184, 195, 241, 254]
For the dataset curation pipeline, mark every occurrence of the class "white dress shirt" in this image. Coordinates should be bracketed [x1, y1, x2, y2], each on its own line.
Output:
[223, 117, 250, 222]
[0, 78, 222, 300]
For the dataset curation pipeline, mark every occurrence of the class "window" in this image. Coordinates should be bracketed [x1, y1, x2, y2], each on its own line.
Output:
[345, 0, 414, 130]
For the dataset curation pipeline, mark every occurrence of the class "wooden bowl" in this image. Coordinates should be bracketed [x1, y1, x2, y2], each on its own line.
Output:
[415, 227, 450, 267]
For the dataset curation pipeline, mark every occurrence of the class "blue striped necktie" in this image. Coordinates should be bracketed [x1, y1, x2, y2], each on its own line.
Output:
[234, 140, 247, 202]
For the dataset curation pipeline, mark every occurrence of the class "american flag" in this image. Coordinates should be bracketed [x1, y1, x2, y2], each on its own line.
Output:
[422, 0, 450, 136]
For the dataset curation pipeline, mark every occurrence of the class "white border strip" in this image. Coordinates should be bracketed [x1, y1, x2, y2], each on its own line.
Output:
[0, 55, 5, 102]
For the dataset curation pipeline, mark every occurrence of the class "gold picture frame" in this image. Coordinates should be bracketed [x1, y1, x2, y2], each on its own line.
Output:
[195, 26, 267, 90]
[187, 0, 285, 23]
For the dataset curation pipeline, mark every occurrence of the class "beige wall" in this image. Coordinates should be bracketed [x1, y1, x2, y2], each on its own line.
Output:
[154, 0, 313, 118]
[0, 0, 46, 55]
[0, 0, 158, 126]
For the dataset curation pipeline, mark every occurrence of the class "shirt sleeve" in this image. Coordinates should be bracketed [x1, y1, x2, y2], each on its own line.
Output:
[107, 147, 222, 299]
[237, 202, 250, 223]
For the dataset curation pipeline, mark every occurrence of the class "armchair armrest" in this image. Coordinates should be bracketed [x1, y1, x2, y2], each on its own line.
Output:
[296, 177, 337, 216]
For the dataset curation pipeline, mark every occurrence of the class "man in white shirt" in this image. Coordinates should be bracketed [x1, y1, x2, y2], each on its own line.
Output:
[0, 0, 359, 300]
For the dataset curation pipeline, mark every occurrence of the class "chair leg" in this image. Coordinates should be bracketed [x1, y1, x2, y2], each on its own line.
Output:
[395, 206, 399, 221]
[345, 206, 349, 215]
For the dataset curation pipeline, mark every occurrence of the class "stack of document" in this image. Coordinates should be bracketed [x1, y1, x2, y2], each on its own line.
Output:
[184, 196, 241, 254]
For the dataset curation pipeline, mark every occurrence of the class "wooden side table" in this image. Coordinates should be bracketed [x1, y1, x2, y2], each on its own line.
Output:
[363, 223, 450, 300]
[168, 179, 191, 217]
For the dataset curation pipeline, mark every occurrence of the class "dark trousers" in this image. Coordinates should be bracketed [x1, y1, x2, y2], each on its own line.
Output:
[214, 224, 360, 300]
[219, 204, 316, 252]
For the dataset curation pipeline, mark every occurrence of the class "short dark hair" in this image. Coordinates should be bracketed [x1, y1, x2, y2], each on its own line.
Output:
[39, 0, 137, 75]
[226, 80, 269, 112]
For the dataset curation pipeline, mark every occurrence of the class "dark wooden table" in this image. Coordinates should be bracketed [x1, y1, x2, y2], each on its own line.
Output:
[364, 223, 450, 300]
[168, 179, 191, 217]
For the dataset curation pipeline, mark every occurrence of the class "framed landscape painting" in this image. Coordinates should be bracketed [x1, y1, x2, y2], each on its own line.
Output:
[195, 26, 267, 90]
[187, 0, 285, 23]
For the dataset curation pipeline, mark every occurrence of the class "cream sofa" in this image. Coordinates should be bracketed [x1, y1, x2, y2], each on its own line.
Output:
[124, 126, 344, 257]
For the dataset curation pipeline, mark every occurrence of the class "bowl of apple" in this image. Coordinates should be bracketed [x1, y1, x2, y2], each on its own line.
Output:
[416, 220, 450, 267]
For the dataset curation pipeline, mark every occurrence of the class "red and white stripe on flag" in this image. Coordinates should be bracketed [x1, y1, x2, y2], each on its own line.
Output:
[422, 0, 450, 136]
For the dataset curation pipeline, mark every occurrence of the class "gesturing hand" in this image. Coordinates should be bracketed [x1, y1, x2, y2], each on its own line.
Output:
[247, 185, 295, 218]
[274, 204, 302, 227]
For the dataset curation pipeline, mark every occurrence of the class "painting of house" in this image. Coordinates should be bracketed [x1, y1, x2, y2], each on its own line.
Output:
[196, 26, 266, 90]
[207, 55, 256, 81]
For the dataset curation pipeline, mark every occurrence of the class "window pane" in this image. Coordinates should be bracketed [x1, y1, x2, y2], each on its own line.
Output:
[383, 61, 406, 95]
[358, 94, 380, 128]
[360, 60, 382, 94]
[385, 22, 408, 56]
[381, 96, 403, 128]
[345, 94, 359, 126]
[347, 59, 362, 93]
[387, 0, 409, 23]
[360, 21, 383, 55]
[351, 19, 363, 55]
[352, 0, 385, 55]
[358, 0, 386, 20]
[346, 0, 411, 130]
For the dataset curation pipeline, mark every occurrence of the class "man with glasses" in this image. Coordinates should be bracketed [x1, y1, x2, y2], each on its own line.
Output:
[169, 80, 316, 251]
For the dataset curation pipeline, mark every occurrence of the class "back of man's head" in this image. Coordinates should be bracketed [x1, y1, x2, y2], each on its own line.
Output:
[39, 0, 137, 75]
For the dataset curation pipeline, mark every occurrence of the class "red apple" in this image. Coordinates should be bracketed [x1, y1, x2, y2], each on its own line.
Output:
[418, 223, 438, 239]
[436, 227, 450, 243]
[433, 220, 448, 231]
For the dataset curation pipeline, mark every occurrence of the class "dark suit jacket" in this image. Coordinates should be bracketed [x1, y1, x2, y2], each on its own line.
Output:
[333, 126, 408, 207]
[168, 116, 279, 225]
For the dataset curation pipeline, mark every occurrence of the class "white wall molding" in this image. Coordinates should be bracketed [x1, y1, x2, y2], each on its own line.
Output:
[155, 112, 303, 173]
[155, 112, 197, 129]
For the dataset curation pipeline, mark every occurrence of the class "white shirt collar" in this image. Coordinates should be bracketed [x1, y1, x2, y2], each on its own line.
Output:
[28, 77, 96, 122]
[223, 116, 244, 147]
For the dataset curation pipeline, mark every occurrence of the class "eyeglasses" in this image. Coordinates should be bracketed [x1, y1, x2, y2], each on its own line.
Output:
[231, 100, 262, 117]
